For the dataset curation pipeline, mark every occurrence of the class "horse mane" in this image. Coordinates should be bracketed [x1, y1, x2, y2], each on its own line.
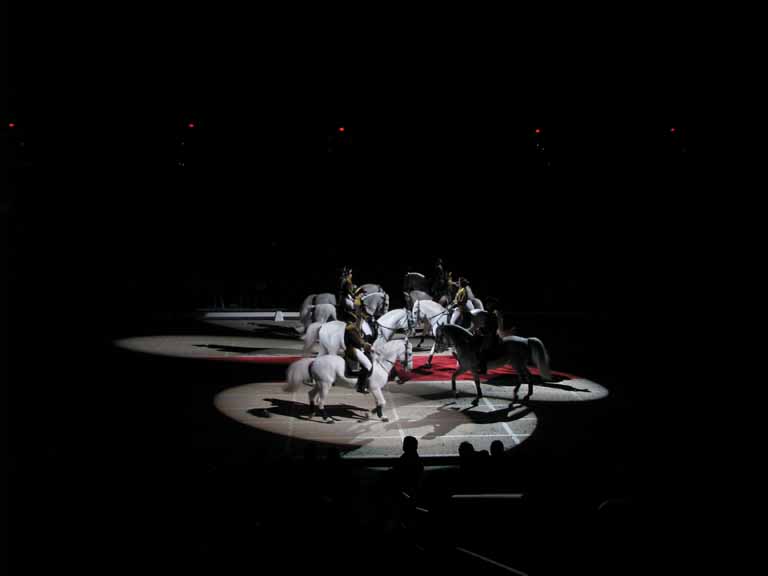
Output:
[373, 337, 406, 362]
[439, 323, 474, 345]
[375, 307, 405, 328]
[419, 299, 446, 314]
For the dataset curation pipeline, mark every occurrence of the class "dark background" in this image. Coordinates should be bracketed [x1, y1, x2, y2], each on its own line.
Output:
[6, 13, 737, 573]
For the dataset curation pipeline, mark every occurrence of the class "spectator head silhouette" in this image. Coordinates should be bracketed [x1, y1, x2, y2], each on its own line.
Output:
[326, 446, 341, 462]
[458, 441, 475, 461]
[490, 440, 505, 458]
[402, 436, 419, 455]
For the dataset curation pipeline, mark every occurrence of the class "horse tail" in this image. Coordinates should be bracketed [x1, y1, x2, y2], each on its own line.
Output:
[300, 294, 315, 312]
[529, 337, 552, 381]
[299, 304, 314, 325]
[284, 358, 314, 392]
[302, 322, 323, 355]
[383, 292, 390, 313]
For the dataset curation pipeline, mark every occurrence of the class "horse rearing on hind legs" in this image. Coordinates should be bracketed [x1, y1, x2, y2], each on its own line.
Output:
[435, 324, 552, 405]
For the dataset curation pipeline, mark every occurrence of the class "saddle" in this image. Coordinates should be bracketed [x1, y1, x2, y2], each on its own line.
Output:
[474, 335, 506, 374]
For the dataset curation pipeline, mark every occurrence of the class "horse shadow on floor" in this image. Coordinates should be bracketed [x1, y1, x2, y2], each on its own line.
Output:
[248, 398, 372, 423]
[485, 373, 593, 395]
[195, 343, 267, 354]
[391, 402, 535, 440]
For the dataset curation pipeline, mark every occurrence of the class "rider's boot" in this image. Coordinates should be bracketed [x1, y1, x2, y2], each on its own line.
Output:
[356, 368, 369, 394]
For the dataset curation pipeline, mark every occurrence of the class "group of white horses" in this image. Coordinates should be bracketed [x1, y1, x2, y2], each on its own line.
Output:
[286, 283, 553, 422]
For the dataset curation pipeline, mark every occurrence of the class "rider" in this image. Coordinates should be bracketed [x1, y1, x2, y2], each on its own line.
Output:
[430, 257, 446, 298]
[339, 266, 357, 320]
[471, 308, 499, 374]
[449, 277, 472, 326]
[353, 285, 367, 319]
[446, 271, 459, 302]
[345, 312, 373, 393]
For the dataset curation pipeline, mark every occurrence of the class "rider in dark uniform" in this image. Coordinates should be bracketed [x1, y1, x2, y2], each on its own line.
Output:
[446, 271, 459, 302]
[472, 307, 499, 374]
[345, 313, 373, 393]
[430, 258, 446, 299]
[353, 285, 379, 341]
[339, 266, 357, 321]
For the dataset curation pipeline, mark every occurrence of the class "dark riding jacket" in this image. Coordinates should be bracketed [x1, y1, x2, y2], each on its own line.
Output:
[344, 323, 371, 359]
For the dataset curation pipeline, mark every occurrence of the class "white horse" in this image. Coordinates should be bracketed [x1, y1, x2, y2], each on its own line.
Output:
[412, 299, 451, 367]
[300, 293, 337, 319]
[360, 291, 390, 319]
[340, 283, 388, 316]
[358, 283, 387, 299]
[298, 303, 337, 334]
[302, 320, 347, 356]
[302, 317, 383, 356]
[403, 290, 432, 310]
[284, 339, 413, 422]
[373, 308, 415, 343]
[436, 323, 552, 404]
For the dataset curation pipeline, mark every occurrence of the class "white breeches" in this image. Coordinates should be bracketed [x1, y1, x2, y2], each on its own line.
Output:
[350, 347, 372, 372]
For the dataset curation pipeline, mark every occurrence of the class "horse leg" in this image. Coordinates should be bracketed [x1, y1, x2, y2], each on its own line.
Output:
[308, 387, 318, 418]
[511, 359, 532, 403]
[318, 383, 333, 423]
[452, 366, 463, 398]
[521, 367, 534, 401]
[415, 319, 427, 349]
[510, 359, 524, 407]
[473, 371, 483, 404]
[425, 339, 437, 369]
[370, 386, 388, 421]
